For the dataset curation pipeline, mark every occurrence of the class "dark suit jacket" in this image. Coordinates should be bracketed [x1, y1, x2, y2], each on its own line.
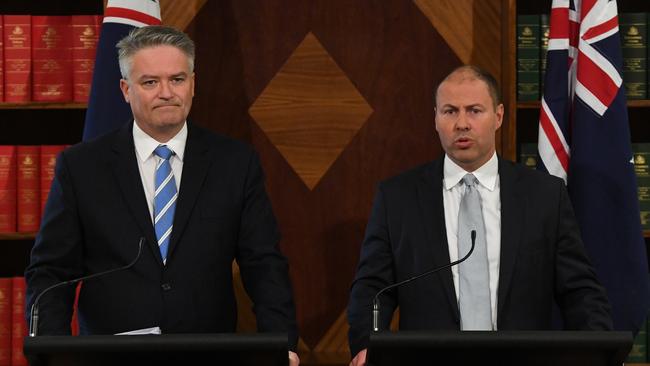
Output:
[25, 121, 298, 349]
[347, 156, 612, 357]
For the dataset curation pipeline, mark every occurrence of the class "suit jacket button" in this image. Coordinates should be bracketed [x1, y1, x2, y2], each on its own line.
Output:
[161, 283, 172, 291]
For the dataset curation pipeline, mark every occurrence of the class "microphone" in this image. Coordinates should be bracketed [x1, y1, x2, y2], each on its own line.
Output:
[372, 230, 477, 332]
[29, 237, 145, 337]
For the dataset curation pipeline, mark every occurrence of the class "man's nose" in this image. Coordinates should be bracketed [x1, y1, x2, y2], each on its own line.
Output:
[455, 111, 470, 130]
[158, 81, 173, 98]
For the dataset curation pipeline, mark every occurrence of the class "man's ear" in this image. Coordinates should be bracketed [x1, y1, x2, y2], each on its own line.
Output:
[119, 79, 130, 103]
[495, 103, 504, 130]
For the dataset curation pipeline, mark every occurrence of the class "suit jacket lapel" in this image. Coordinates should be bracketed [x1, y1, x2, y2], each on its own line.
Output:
[109, 122, 161, 263]
[166, 123, 211, 260]
[417, 159, 460, 322]
[497, 158, 524, 321]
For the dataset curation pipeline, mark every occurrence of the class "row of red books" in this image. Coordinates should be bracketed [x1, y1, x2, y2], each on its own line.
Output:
[1, 15, 102, 104]
[0, 278, 80, 366]
[0, 277, 27, 366]
[0, 145, 68, 233]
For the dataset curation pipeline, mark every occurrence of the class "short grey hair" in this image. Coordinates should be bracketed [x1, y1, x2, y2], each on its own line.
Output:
[116, 25, 195, 80]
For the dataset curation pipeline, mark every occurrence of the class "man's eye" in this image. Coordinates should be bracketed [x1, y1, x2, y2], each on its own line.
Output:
[171, 77, 185, 84]
[142, 80, 157, 86]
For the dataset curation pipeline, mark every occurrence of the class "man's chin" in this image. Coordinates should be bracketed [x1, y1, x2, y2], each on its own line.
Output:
[154, 117, 186, 128]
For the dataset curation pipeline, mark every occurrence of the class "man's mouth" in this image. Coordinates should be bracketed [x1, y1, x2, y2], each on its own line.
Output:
[454, 136, 473, 148]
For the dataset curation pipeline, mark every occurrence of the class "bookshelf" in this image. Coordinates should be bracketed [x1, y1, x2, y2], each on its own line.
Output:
[0, 0, 103, 279]
[0, 102, 86, 110]
[511, 0, 650, 156]
[511, 0, 650, 362]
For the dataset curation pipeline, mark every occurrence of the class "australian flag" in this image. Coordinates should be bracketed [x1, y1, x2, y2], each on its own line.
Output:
[538, 0, 650, 332]
[82, 0, 161, 141]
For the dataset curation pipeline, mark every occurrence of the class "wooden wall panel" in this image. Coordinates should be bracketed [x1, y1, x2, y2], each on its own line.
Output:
[249, 32, 373, 190]
[159, 0, 207, 31]
[415, 0, 503, 99]
[183, 0, 504, 362]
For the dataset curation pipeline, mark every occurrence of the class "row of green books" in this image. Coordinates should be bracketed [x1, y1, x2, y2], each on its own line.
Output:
[626, 277, 650, 363]
[628, 313, 648, 363]
[519, 143, 650, 231]
[517, 13, 650, 101]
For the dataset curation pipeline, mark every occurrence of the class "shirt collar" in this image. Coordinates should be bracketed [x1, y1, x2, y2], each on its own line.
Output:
[133, 121, 188, 163]
[443, 152, 498, 191]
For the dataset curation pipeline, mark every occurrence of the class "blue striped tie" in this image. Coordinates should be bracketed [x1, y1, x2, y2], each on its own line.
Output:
[153, 145, 177, 263]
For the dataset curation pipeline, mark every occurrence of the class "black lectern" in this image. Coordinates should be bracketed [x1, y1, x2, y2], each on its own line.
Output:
[24, 333, 288, 366]
[368, 331, 632, 366]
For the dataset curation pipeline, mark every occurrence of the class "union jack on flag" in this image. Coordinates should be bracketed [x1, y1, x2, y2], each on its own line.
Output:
[538, 0, 649, 332]
[83, 0, 162, 141]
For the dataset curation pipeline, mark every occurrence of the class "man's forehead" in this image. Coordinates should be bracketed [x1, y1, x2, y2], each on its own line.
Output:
[441, 73, 486, 88]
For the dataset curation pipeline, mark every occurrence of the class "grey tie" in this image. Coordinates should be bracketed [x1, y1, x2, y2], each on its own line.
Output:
[457, 173, 492, 330]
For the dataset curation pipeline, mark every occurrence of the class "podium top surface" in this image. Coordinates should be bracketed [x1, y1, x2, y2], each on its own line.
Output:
[368, 331, 632, 366]
[370, 330, 632, 347]
[24, 333, 290, 366]
[24, 332, 288, 353]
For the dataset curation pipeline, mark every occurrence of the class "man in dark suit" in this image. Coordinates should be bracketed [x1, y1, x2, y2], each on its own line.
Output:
[347, 65, 612, 365]
[25, 25, 299, 364]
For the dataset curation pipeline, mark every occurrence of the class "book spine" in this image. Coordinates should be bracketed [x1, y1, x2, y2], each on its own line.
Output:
[16, 146, 39, 233]
[0, 278, 11, 366]
[71, 283, 81, 336]
[39, 145, 64, 215]
[627, 310, 648, 362]
[0, 146, 16, 233]
[519, 143, 538, 170]
[32, 16, 72, 102]
[540, 14, 550, 94]
[71, 15, 100, 103]
[3, 16, 31, 103]
[10, 278, 26, 366]
[620, 13, 648, 100]
[517, 14, 541, 101]
[632, 143, 650, 231]
[0, 17, 4, 102]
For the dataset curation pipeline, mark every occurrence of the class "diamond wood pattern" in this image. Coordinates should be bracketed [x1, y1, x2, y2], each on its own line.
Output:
[249, 32, 373, 190]
[183, 1, 506, 364]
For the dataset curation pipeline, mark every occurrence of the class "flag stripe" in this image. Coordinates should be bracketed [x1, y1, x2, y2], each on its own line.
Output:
[576, 50, 619, 108]
[582, 16, 618, 41]
[104, 7, 162, 26]
[538, 0, 649, 332]
[550, 7, 570, 39]
[539, 103, 570, 173]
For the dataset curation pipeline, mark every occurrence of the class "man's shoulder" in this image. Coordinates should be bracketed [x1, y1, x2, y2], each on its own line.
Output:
[499, 158, 565, 190]
[62, 127, 123, 161]
[379, 159, 440, 192]
[187, 123, 257, 164]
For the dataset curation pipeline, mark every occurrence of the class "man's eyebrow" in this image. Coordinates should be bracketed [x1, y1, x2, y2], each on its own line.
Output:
[136, 72, 188, 80]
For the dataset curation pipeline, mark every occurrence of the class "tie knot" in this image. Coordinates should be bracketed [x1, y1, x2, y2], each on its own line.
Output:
[462, 174, 478, 188]
[154, 145, 174, 160]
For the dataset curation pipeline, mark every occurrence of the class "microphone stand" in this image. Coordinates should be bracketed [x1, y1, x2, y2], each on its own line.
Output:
[372, 230, 476, 332]
[29, 237, 145, 337]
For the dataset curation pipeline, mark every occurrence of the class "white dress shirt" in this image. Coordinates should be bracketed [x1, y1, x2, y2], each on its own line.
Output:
[132, 121, 187, 222]
[442, 152, 501, 329]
